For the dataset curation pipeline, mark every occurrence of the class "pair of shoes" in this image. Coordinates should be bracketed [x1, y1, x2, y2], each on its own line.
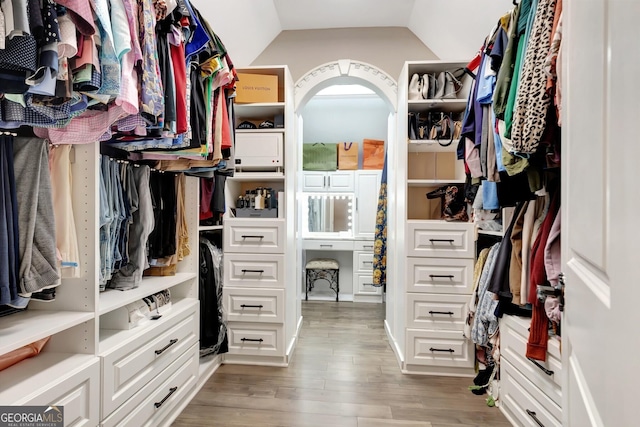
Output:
[31, 288, 56, 302]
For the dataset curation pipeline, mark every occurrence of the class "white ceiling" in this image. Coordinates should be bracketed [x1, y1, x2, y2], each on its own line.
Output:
[272, 0, 416, 30]
[194, 0, 511, 67]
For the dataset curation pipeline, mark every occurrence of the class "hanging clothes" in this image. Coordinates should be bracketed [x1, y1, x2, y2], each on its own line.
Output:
[199, 236, 228, 357]
[372, 154, 387, 289]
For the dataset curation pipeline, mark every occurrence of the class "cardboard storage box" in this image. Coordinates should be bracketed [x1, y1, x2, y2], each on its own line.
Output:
[235, 73, 279, 103]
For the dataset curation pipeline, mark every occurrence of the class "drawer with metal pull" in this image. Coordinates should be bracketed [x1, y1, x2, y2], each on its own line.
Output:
[101, 343, 198, 427]
[224, 218, 285, 254]
[224, 287, 284, 323]
[224, 253, 285, 288]
[406, 293, 468, 330]
[354, 251, 375, 273]
[501, 315, 562, 406]
[100, 300, 198, 417]
[406, 257, 474, 294]
[405, 329, 474, 368]
[356, 274, 383, 295]
[407, 221, 474, 259]
[501, 358, 562, 427]
[227, 323, 285, 357]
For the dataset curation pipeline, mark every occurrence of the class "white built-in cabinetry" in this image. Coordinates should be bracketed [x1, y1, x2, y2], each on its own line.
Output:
[222, 66, 300, 366]
[500, 315, 563, 427]
[0, 143, 207, 427]
[302, 171, 355, 192]
[395, 60, 476, 376]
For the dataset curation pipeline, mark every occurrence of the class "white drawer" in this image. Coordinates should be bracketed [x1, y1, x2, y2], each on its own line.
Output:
[356, 274, 382, 295]
[224, 219, 285, 254]
[224, 288, 284, 323]
[407, 221, 474, 258]
[354, 240, 375, 251]
[224, 253, 285, 288]
[406, 293, 468, 331]
[406, 257, 474, 294]
[101, 303, 198, 417]
[353, 251, 374, 272]
[501, 315, 562, 405]
[406, 329, 473, 368]
[303, 239, 354, 251]
[501, 359, 562, 427]
[102, 344, 198, 427]
[21, 357, 100, 427]
[227, 323, 284, 357]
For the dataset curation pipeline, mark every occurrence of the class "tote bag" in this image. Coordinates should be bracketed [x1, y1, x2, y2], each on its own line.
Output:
[337, 142, 358, 170]
[362, 139, 385, 170]
[302, 143, 337, 171]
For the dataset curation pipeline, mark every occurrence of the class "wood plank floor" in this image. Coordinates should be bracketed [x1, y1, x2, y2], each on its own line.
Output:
[172, 301, 510, 427]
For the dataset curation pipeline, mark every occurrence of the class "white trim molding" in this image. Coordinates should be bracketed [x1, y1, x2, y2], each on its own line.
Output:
[295, 59, 398, 112]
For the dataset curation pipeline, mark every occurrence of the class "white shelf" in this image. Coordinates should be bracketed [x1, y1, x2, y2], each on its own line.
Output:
[408, 140, 459, 153]
[407, 179, 466, 187]
[235, 129, 284, 134]
[408, 99, 467, 113]
[235, 103, 285, 120]
[0, 352, 98, 404]
[0, 310, 94, 356]
[199, 225, 223, 231]
[229, 172, 285, 182]
[99, 298, 198, 354]
[477, 229, 504, 237]
[98, 272, 197, 315]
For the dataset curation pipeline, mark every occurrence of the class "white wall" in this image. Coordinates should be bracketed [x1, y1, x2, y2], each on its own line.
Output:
[252, 27, 436, 81]
[408, 0, 514, 60]
[302, 94, 389, 167]
[192, 0, 282, 67]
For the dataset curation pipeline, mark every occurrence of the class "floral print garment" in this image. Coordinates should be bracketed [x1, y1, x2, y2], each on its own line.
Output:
[372, 153, 387, 288]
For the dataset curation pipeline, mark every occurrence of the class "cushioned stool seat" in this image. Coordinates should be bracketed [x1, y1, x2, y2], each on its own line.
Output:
[305, 258, 340, 301]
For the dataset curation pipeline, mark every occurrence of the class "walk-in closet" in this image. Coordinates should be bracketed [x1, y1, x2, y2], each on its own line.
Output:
[1, 0, 638, 426]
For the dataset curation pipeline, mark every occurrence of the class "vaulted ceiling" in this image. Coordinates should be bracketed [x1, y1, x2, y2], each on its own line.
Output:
[192, 0, 511, 68]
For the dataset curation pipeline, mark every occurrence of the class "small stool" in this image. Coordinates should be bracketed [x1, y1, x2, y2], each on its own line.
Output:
[305, 258, 340, 301]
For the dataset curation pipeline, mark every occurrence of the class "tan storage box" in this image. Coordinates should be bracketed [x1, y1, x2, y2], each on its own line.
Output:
[235, 73, 279, 104]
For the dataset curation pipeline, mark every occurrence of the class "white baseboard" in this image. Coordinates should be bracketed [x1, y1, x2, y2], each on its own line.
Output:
[384, 319, 404, 369]
[286, 315, 304, 363]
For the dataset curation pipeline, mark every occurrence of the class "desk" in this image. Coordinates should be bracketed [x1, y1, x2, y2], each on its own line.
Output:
[302, 239, 382, 303]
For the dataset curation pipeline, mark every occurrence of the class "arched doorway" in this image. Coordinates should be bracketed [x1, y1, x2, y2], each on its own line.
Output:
[292, 59, 402, 366]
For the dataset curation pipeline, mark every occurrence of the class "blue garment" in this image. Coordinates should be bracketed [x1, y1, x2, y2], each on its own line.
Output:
[492, 110, 506, 173]
[182, 0, 211, 59]
[482, 181, 500, 210]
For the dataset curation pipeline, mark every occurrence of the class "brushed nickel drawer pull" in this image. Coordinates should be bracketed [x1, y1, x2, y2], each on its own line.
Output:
[429, 274, 455, 279]
[526, 410, 545, 427]
[154, 386, 178, 409]
[241, 235, 264, 239]
[242, 269, 264, 273]
[154, 338, 178, 355]
[429, 239, 455, 243]
[429, 311, 454, 316]
[240, 304, 264, 309]
[527, 357, 554, 376]
[429, 347, 454, 353]
[320, 244, 333, 248]
[363, 245, 374, 249]
[241, 338, 264, 343]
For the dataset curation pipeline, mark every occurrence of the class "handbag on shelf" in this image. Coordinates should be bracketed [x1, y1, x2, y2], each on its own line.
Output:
[408, 112, 419, 140]
[337, 142, 359, 170]
[429, 113, 455, 146]
[408, 73, 422, 101]
[426, 184, 469, 222]
[302, 142, 337, 171]
[362, 139, 385, 170]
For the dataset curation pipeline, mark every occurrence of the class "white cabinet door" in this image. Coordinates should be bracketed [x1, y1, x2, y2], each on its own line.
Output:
[302, 172, 327, 192]
[354, 170, 381, 239]
[327, 171, 355, 192]
[563, 2, 640, 426]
